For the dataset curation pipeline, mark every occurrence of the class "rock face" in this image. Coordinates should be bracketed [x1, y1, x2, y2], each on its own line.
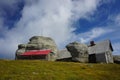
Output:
[113, 55, 120, 64]
[66, 42, 88, 63]
[15, 36, 58, 61]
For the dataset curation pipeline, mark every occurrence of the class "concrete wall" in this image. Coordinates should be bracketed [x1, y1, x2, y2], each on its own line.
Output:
[105, 51, 113, 63]
[95, 51, 113, 63]
[96, 53, 106, 63]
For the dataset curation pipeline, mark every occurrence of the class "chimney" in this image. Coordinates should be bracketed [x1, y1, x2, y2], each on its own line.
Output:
[90, 41, 95, 46]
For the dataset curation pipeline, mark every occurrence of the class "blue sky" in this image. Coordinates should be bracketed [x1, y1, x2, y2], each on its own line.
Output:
[0, 0, 120, 59]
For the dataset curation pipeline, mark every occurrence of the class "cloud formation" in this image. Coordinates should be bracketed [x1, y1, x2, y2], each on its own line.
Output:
[0, 0, 109, 59]
[113, 42, 120, 54]
[78, 27, 113, 43]
[79, 13, 120, 54]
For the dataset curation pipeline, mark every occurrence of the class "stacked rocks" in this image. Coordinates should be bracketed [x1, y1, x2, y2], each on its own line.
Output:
[15, 36, 58, 61]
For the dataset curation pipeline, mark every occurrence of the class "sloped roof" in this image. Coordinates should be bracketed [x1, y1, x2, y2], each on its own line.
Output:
[57, 49, 72, 59]
[88, 40, 113, 54]
[20, 49, 51, 56]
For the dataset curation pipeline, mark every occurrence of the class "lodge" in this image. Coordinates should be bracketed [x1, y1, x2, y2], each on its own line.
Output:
[17, 50, 52, 60]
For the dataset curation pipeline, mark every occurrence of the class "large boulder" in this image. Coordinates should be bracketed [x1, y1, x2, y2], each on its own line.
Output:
[15, 36, 58, 61]
[66, 42, 88, 63]
[113, 55, 120, 64]
[27, 36, 58, 53]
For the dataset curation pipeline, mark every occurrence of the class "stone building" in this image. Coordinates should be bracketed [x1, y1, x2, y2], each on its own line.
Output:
[88, 40, 114, 63]
[15, 36, 58, 61]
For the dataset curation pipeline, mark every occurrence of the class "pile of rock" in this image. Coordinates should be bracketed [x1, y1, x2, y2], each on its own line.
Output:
[16, 36, 58, 61]
[113, 55, 120, 63]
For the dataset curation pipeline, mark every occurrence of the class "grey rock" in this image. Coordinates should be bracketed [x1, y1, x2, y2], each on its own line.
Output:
[113, 55, 120, 63]
[16, 49, 26, 55]
[26, 44, 41, 50]
[16, 36, 58, 61]
[66, 42, 88, 62]
[18, 44, 27, 49]
[28, 36, 58, 54]
[15, 48, 26, 60]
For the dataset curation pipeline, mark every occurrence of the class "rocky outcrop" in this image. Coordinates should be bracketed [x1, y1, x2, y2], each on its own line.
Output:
[15, 36, 58, 61]
[113, 55, 120, 64]
[66, 42, 88, 63]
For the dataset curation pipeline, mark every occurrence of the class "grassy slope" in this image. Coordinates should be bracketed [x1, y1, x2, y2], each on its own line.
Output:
[0, 60, 120, 80]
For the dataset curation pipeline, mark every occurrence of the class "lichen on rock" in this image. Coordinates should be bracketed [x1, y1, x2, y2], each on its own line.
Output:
[15, 36, 58, 61]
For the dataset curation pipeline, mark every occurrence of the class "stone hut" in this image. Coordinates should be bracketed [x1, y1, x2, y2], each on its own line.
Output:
[66, 42, 89, 63]
[88, 40, 114, 63]
[15, 36, 58, 61]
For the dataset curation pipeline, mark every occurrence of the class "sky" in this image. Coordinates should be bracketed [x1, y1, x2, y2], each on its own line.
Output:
[0, 0, 120, 59]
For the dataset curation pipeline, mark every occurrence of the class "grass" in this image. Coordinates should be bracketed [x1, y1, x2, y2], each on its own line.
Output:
[0, 60, 120, 80]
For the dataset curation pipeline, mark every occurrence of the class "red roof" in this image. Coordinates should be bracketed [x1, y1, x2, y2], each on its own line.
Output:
[20, 49, 51, 56]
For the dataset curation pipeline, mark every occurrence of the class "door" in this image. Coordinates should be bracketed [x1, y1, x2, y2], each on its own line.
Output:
[89, 54, 96, 63]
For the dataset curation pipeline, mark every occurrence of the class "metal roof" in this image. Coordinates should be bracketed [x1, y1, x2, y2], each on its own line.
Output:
[57, 49, 72, 59]
[88, 40, 113, 54]
[20, 50, 51, 56]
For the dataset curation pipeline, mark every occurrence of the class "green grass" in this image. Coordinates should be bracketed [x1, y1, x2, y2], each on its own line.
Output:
[0, 60, 120, 80]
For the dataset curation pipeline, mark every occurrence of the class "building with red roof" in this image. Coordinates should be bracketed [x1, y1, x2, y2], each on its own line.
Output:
[18, 49, 53, 60]
[15, 36, 58, 61]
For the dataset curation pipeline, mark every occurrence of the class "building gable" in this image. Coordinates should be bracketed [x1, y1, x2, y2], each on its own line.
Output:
[88, 40, 113, 54]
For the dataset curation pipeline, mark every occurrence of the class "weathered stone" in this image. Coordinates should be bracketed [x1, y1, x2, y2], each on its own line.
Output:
[16, 49, 26, 55]
[16, 36, 58, 61]
[18, 44, 27, 49]
[26, 44, 41, 50]
[15, 49, 26, 59]
[66, 42, 88, 63]
[28, 36, 58, 54]
[113, 55, 120, 64]
[16, 44, 26, 59]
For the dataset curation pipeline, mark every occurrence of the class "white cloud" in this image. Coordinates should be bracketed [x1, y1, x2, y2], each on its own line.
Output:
[78, 27, 113, 43]
[76, 13, 120, 55]
[108, 13, 120, 26]
[0, 18, 3, 29]
[115, 14, 120, 26]
[0, 0, 23, 36]
[113, 42, 120, 55]
[0, 0, 101, 59]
